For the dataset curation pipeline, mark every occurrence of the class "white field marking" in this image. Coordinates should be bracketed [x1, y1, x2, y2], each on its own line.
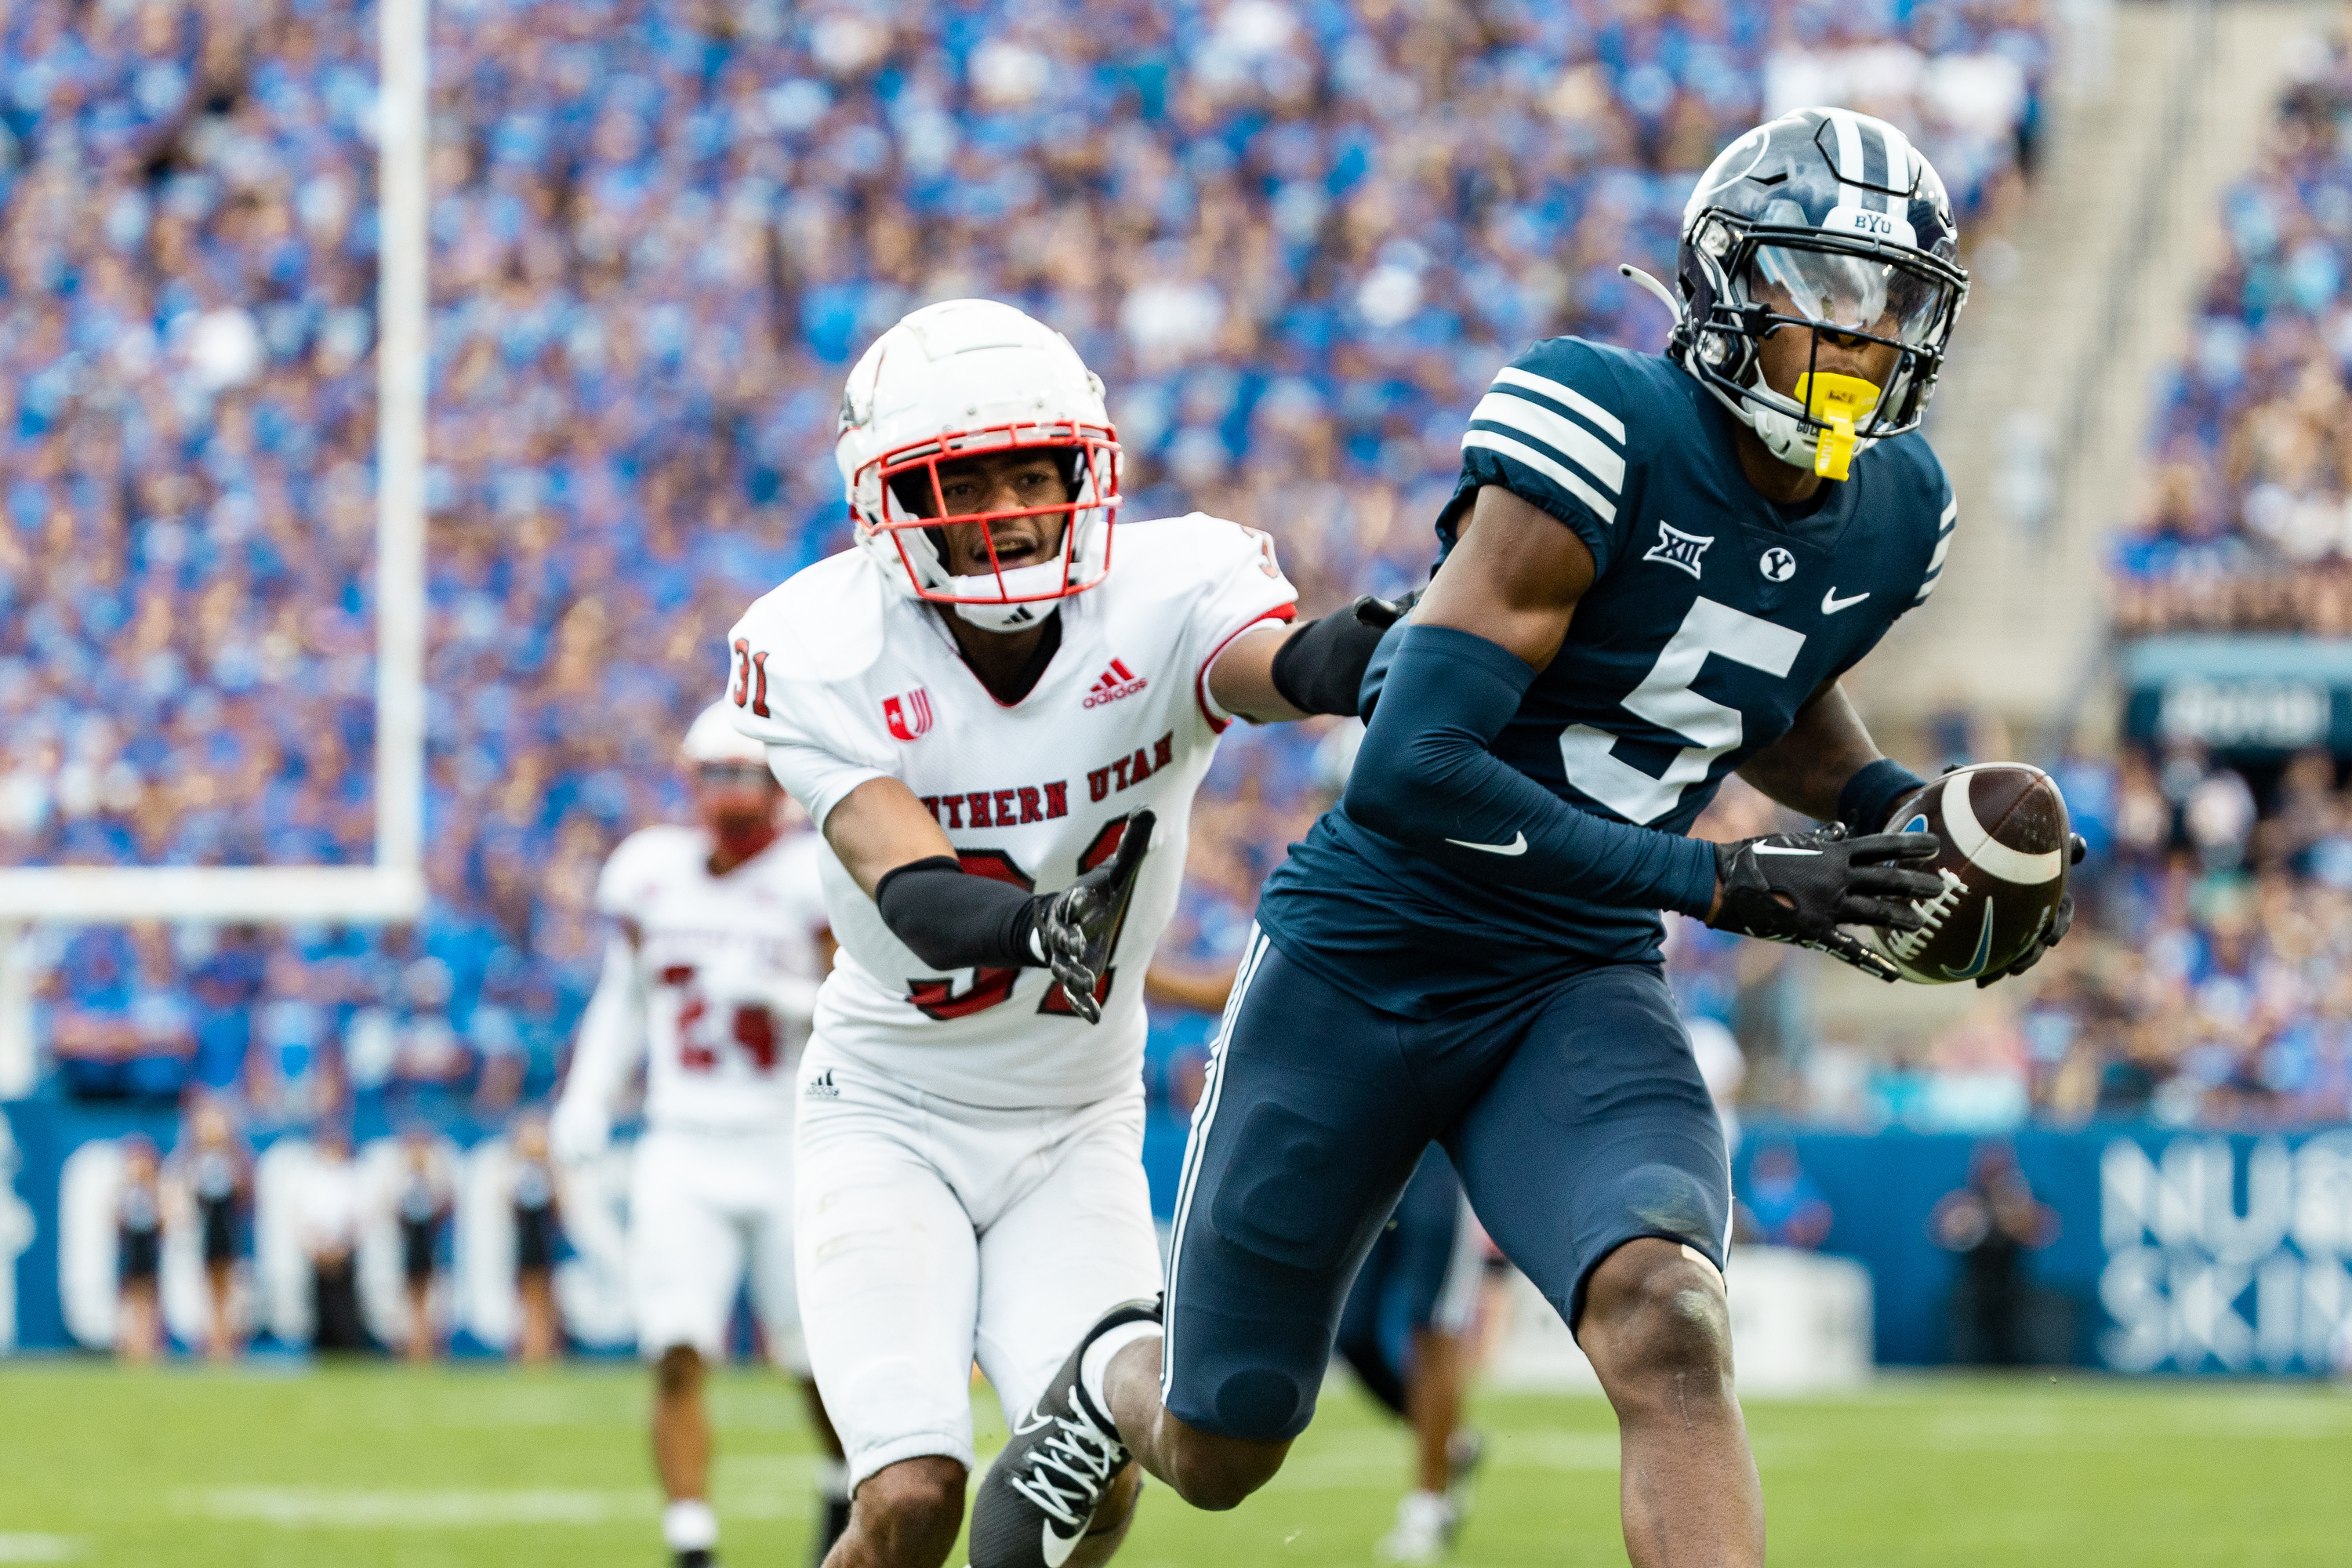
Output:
[177, 1487, 647, 1529]
[179, 1483, 811, 1529]
[0, 1537, 82, 1563]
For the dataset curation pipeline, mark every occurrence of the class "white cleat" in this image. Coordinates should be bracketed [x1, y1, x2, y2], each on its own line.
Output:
[1374, 1490, 1458, 1565]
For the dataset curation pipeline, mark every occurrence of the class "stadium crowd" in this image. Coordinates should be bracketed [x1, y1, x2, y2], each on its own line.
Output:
[2112, 24, 2352, 635]
[0, 0, 2055, 1131]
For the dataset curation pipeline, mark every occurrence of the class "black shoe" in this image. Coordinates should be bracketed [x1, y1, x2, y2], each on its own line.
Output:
[674, 1551, 716, 1568]
[811, 1489, 851, 1566]
[967, 1299, 1160, 1568]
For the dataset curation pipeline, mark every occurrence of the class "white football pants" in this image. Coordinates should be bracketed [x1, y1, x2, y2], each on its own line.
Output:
[630, 1126, 805, 1372]
[793, 1036, 1163, 1489]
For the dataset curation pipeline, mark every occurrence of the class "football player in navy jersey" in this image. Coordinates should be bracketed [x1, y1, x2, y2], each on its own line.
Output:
[970, 109, 2078, 1568]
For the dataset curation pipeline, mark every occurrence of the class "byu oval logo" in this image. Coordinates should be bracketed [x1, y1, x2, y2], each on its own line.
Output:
[1759, 546, 1796, 582]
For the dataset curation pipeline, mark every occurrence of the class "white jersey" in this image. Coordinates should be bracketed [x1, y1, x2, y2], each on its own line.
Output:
[725, 514, 1297, 1109]
[561, 824, 831, 1136]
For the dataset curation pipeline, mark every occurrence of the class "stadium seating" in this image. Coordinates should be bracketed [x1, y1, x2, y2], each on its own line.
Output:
[2112, 31, 2352, 636]
[0, 0, 2049, 1116]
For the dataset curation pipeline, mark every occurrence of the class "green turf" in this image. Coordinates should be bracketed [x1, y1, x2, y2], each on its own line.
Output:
[2, 1362, 2349, 1566]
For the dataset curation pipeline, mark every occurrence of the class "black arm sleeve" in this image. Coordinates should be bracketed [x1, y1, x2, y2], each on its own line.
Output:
[1343, 626, 1721, 916]
[1269, 596, 1407, 717]
[873, 858, 1044, 971]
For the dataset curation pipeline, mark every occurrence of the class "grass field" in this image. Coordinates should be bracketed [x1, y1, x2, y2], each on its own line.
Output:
[3, 1363, 2350, 1566]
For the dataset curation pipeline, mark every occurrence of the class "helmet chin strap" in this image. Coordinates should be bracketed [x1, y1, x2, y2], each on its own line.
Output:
[946, 558, 1080, 631]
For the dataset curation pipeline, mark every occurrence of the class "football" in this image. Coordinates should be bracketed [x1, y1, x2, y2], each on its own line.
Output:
[1870, 763, 2073, 985]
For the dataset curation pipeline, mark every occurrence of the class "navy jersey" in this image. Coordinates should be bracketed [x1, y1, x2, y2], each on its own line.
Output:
[1258, 337, 1955, 1016]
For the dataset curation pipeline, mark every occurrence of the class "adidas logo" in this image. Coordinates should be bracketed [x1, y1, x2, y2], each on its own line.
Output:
[1082, 659, 1147, 710]
[804, 1068, 840, 1099]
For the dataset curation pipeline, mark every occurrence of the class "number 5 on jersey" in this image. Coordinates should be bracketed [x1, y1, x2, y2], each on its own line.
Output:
[1558, 597, 1805, 825]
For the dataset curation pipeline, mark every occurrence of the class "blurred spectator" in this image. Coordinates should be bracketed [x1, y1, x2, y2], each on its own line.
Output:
[1928, 1141, 2060, 1365]
[169, 1099, 251, 1361]
[50, 926, 193, 1102]
[115, 1135, 165, 1363]
[510, 1116, 562, 1363]
[298, 1127, 370, 1355]
[2111, 23, 2352, 633]
[393, 1127, 451, 1365]
[1740, 1142, 1834, 1249]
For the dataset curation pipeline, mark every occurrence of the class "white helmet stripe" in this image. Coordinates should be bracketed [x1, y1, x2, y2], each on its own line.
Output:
[1825, 107, 1873, 212]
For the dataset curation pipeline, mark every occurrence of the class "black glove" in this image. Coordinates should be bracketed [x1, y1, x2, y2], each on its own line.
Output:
[1710, 824, 1944, 982]
[1269, 590, 1419, 717]
[1976, 832, 2088, 988]
[1036, 809, 1156, 1024]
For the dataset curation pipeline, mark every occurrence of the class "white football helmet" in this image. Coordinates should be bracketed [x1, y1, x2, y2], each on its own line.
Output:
[681, 701, 766, 766]
[837, 299, 1121, 632]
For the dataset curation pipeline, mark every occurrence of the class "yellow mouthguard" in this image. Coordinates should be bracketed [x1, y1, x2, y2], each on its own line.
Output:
[1795, 372, 1882, 481]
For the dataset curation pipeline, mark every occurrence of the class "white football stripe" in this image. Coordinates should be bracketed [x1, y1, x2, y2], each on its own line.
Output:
[1469, 391, 1626, 494]
[1493, 365, 1626, 442]
[1941, 768, 2063, 884]
[1925, 532, 1952, 575]
[1827, 107, 1871, 209]
[1461, 430, 1618, 525]
[1940, 496, 1958, 524]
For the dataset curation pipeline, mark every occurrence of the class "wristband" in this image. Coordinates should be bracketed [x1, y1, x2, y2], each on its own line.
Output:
[1837, 757, 1930, 836]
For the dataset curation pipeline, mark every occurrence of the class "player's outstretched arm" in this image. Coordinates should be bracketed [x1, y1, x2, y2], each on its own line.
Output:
[823, 778, 1152, 1023]
[1207, 594, 1416, 722]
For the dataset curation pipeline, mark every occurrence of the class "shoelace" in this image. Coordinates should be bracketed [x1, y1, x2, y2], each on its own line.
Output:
[1005, 1395, 1124, 1529]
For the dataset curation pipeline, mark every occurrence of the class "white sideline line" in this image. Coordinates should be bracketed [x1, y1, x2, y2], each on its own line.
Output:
[0, 1537, 82, 1564]
[175, 1484, 811, 1529]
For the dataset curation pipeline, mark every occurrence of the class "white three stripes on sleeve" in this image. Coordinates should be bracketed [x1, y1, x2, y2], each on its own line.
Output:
[1461, 366, 1627, 526]
[1914, 498, 1959, 605]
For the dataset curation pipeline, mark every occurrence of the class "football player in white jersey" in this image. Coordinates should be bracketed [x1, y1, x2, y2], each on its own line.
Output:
[723, 299, 1399, 1568]
[551, 704, 850, 1568]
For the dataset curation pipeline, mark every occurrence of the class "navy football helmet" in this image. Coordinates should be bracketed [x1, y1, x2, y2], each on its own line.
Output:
[1642, 108, 1969, 477]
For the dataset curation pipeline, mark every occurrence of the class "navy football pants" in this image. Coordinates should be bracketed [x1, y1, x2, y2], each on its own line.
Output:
[1161, 928, 1730, 1443]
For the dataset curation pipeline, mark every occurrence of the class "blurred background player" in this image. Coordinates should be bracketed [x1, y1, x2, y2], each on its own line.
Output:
[172, 1102, 251, 1362]
[510, 1116, 564, 1366]
[551, 704, 844, 1568]
[394, 1127, 452, 1365]
[1336, 1147, 1486, 1566]
[723, 297, 1398, 1568]
[299, 1127, 370, 1356]
[114, 1136, 165, 1363]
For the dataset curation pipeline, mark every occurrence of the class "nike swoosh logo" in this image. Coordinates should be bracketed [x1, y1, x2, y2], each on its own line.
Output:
[1940, 899, 1998, 980]
[1752, 845, 1824, 856]
[1043, 1519, 1085, 1567]
[1444, 832, 1528, 856]
[1821, 588, 1871, 615]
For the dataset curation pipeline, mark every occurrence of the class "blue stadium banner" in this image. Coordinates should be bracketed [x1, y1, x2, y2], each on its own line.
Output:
[1737, 1126, 2352, 1374]
[2120, 637, 2352, 756]
[0, 1099, 641, 1358]
[12, 1101, 2350, 1373]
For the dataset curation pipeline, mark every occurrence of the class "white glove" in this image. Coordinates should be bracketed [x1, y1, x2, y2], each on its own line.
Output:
[547, 1098, 612, 1167]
